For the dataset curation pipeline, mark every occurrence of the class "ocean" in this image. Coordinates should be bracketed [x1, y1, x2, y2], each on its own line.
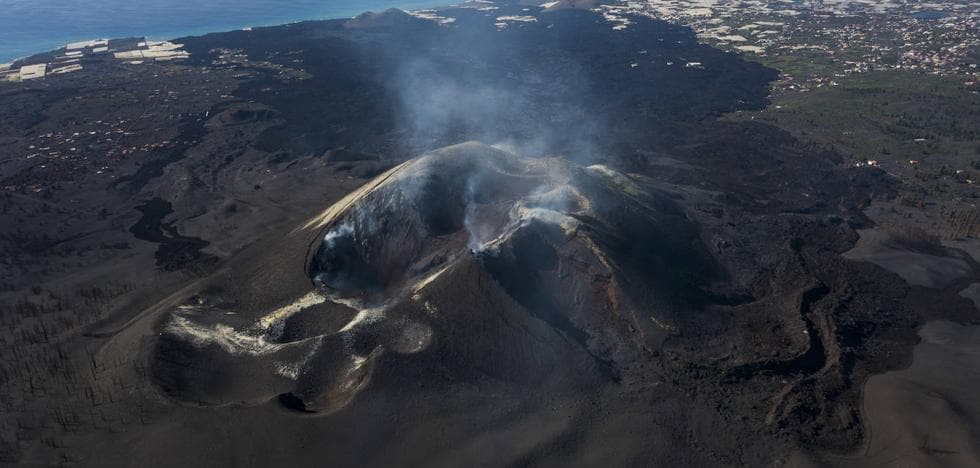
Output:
[0, 0, 453, 63]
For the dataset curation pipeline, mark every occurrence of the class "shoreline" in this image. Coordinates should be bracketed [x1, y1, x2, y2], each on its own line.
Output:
[0, 0, 456, 64]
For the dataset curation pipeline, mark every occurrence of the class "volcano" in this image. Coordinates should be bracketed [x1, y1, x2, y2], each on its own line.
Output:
[4, 2, 979, 465]
[153, 142, 723, 414]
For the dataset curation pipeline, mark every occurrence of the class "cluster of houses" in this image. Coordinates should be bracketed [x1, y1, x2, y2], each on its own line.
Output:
[590, 0, 979, 92]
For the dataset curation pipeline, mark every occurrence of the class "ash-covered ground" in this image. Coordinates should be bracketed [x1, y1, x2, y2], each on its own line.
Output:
[0, 1, 977, 466]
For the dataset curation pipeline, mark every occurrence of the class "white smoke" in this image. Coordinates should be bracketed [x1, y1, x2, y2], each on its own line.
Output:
[322, 221, 355, 248]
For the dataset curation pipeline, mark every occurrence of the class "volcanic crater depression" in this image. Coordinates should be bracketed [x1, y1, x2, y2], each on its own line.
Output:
[154, 142, 721, 413]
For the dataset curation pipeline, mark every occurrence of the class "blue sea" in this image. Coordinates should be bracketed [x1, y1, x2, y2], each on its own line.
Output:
[0, 0, 454, 63]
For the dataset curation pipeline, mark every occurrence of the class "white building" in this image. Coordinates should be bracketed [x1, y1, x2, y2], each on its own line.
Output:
[19, 64, 47, 80]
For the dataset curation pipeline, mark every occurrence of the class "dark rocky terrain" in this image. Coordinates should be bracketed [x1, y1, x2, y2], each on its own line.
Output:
[0, 1, 977, 466]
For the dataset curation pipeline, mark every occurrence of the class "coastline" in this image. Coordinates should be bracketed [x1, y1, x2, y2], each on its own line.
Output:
[0, 0, 455, 63]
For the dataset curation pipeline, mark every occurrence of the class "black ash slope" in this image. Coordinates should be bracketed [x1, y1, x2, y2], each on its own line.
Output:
[1, 2, 975, 467]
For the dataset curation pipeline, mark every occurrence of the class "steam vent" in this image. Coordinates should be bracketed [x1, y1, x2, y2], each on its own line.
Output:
[152, 142, 720, 413]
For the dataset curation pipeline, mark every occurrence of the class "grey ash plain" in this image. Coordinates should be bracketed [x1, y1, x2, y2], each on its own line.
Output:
[0, 1, 978, 466]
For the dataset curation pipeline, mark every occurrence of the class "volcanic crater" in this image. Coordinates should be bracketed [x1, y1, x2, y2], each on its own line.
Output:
[152, 141, 727, 414]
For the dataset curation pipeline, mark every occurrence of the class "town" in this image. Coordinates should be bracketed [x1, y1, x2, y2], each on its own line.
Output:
[598, 0, 979, 93]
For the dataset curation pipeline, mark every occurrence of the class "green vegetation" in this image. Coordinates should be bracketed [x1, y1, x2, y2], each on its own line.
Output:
[726, 69, 980, 238]
[729, 71, 979, 164]
[755, 51, 840, 80]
